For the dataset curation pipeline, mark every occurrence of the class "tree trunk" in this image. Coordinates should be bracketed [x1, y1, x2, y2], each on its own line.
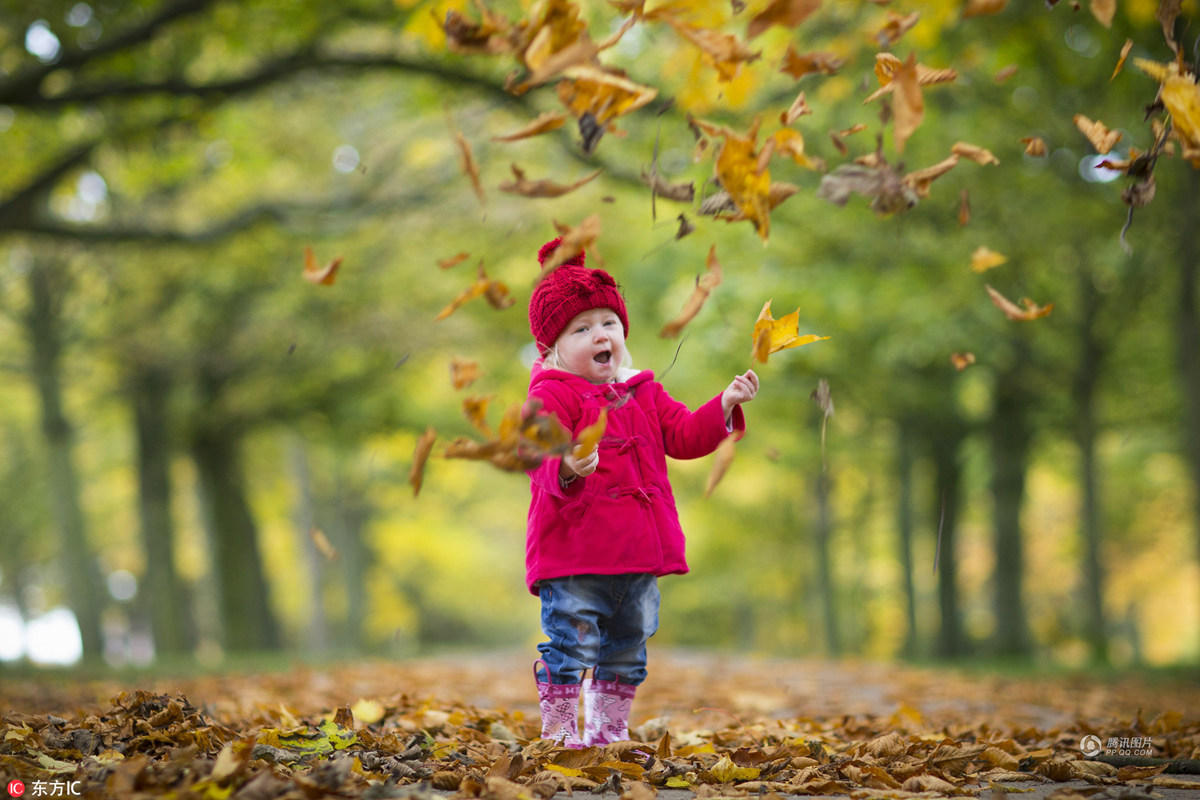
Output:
[190, 415, 280, 653]
[814, 469, 840, 656]
[991, 353, 1033, 658]
[24, 258, 105, 662]
[131, 364, 193, 657]
[931, 422, 966, 658]
[896, 421, 919, 658]
[1176, 170, 1200, 605]
[330, 464, 372, 652]
[1073, 270, 1109, 666]
[289, 437, 328, 653]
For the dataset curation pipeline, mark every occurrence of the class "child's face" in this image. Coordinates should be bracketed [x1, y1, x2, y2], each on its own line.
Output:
[553, 307, 627, 384]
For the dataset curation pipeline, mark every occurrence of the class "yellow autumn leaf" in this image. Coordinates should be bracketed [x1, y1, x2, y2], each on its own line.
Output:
[751, 300, 830, 363]
[573, 408, 607, 459]
[351, 699, 386, 725]
[971, 246, 1007, 272]
[1161, 73, 1200, 151]
[1073, 113, 1122, 154]
[665, 777, 691, 788]
[544, 763, 586, 778]
[709, 754, 761, 783]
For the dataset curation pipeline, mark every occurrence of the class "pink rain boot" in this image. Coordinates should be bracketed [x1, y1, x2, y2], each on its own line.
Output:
[582, 677, 637, 746]
[535, 661, 584, 748]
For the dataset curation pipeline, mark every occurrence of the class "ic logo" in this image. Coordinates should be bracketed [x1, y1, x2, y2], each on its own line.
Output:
[1080, 735, 1104, 757]
[6, 780, 24, 798]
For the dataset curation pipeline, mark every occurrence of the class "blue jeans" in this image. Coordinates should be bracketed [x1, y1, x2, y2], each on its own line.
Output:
[536, 574, 660, 686]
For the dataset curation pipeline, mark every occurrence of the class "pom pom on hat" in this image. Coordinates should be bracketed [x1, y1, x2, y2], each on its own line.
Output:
[529, 238, 629, 352]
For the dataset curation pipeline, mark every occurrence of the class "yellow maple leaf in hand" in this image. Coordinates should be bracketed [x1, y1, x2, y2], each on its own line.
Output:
[751, 300, 829, 363]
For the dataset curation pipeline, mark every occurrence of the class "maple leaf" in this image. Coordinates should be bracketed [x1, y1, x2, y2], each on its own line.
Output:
[693, 117, 773, 239]
[781, 90, 812, 125]
[962, 0, 1007, 16]
[454, 132, 486, 205]
[302, 246, 342, 286]
[663, 17, 761, 81]
[704, 435, 737, 498]
[556, 66, 658, 153]
[747, 0, 821, 40]
[499, 164, 603, 198]
[751, 300, 829, 363]
[436, 263, 514, 320]
[661, 245, 723, 338]
[491, 111, 569, 142]
[892, 52, 924, 153]
[450, 357, 480, 390]
[970, 246, 1007, 273]
[438, 252, 470, 269]
[520, 0, 588, 75]
[986, 285, 1053, 321]
[1073, 114, 1122, 154]
[780, 45, 844, 79]
[534, 214, 601, 284]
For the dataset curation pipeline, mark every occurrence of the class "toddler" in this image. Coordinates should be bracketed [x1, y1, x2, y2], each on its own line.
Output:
[525, 238, 759, 747]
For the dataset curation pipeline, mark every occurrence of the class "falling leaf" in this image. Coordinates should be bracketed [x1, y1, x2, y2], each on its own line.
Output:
[781, 90, 813, 124]
[811, 378, 834, 468]
[500, 164, 603, 198]
[664, 18, 762, 81]
[1158, 0, 1182, 55]
[675, 213, 695, 239]
[1090, 0, 1115, 27]
[309, 528, 338, 561]
[661, 245, 723, 338]
[463, 396, 496, 438]
[958, 188, 971, 225]
[641, 171, 696, 202]
[1022, 136, 1047, 156]
[951, 352, 976, 370]
[866, 52, 957, 103]
[534, 214, 601, 284]
[819, 161, 919, 215]
[986, 284, 1054, 321]
[704, 435, 738, 498]
[746, 0, 822, 39]
[903, 154, 959, 198]
[445, 399, 573, 472]
[450, 358, 480, 390]
[302, 246, 343, 286]
[971, 246, 1008, 272]
[556, 66, 658, 153]
[994, 64, 1018, 82]
[772, 128, 819, 169]
[692, 117, 773, 239]
[437, 263, 515, 320]
[441, 7, 515, 55]
[573, 409, 608, 459]
[1073, 114, 1122, 154]
[875, 10, 920, 47]
[962, 0, 1008, 16]
[455, 132, 486, 205]
[751, 300, 829, 363]
[1160, 73, 1200, 154]
[952, 141, 999, 165]
[780, 45, 844, 78]
[438, 252, 470, 269]
[892, 52, 924, 153]
[491, 111, 569, 141]
[409, 428, 436, 496]
[1111, 38, 1133, 81]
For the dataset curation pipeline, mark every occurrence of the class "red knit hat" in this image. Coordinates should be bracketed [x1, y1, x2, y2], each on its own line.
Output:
[529, 238, 629, 352]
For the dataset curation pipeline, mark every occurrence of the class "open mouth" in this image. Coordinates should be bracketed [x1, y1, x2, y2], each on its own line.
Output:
[593, 350, 612, 365]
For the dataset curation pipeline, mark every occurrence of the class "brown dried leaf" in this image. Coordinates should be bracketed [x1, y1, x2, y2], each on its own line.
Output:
[780, 45, 844, 79]
[491, 111, 569, 142]
[642, 171, 696, 202]
[958, 188, 971, 225]
[1073, 114, 1122, 154]
[1111, 38, 1133, 81]
[819, 162, 919, 215]
[747, 0, 822, 39]
[903, 154, 959, 197]
[535, 214, 602, 284]
[1022, 136, 1048, 156]
[781, 91, 813, 124]
[705, 435, 738, 497]
[661, 245, 723, 338]
[892, 52, 924, 152]
[963, 0, 1008, 16]
[876, 10, 920, 46]
[450, 358, 480, 390]
[302, 246, 343, 286]
[409, 427, 437, 497]
[665, 18, 762, 81]
[986, 284, 1054, 321]
[994, 64, 1019, 82]
[455, 132, 486, 205]
[437, 263, 514, 319]
[951, 352, 976, 370]
[1090, 0, 1115, 27]
[438, 252, 470, 269]
[500, 164, 603, 198]
[952, 141, 999, 165]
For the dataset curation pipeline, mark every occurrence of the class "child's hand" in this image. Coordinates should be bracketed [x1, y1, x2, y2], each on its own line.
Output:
[560, 446, 600, 480]
[721, 370, 760, 418]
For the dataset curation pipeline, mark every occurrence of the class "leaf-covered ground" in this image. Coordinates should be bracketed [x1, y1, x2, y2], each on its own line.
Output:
[2, 652, 1198, 799]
